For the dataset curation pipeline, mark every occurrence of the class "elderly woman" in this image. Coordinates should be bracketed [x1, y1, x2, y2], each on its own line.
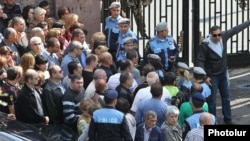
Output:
[28, 36, 43, 57]
[161, 105, 182, 141]
[29, 7, 46, 30]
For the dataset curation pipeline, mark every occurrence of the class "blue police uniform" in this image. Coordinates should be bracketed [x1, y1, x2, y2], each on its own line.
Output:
[200, 82, 211, 98]
[183, 111, 216, 139]
[116, 30, 138, 63]
[88, 106, 133, 141]
[105, 15, 122, 49]
[146, 35, 179, 71]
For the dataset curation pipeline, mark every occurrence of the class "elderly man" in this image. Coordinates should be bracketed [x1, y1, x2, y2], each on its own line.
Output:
[15, 69, 49, 124]
[144, 22, 179, 72]
[135, 110, 163, 141]
[30, 27, 46, 49]
[130, 71, 171, 115]
[11, 16, 29, 50]
[0, 27, 21, 64]
[28, 36, 43, 57]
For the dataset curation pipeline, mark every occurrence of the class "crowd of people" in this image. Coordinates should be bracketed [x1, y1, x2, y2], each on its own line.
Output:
[0, 0, 249, 141]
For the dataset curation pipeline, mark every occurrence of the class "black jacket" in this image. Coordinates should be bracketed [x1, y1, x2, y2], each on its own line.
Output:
[196, 20, 250, 76]
[15, 84, 46, 124]
[42, 79, 64, 124]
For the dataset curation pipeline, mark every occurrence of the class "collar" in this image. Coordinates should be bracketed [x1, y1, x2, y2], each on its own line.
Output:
[143, 124, 153, 132]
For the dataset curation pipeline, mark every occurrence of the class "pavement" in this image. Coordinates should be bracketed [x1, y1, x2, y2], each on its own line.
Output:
[215, 66, 250, 125]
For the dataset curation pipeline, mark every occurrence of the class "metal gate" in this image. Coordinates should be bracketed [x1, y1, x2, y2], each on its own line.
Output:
[101, 0, 250, 67]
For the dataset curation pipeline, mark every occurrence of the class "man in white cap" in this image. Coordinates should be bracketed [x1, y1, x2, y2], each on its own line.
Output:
[193, 66, 211, 99]
[116, 36, 135, 66]
[104, 1, 122, 55]
[115, 18, 138, 65]
[144, 21, 179, 72]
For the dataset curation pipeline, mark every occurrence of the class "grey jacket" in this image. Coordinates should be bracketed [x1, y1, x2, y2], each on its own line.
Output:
[161, 121, 182, 141]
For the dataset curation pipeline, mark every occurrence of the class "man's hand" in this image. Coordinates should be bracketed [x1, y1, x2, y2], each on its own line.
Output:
[205, 77, 212, 86]
[44, 116, 49, 125]
[7, 114, 16, 120]
[169, 56, 176, 63]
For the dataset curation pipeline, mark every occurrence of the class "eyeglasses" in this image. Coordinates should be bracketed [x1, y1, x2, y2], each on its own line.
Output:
[33, 43, 41, 46]
[212, 33, 221, 37]
[79, 48, 84, 51]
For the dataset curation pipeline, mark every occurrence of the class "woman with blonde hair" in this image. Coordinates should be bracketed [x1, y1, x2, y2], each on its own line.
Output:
[63, 14, 84, 42]
[94, 45, 108, 60]
[46, 28, 62, 40]
[176, 62, 192, 99]
[91, 32, 106, 53]
[77, 100, 101, 141]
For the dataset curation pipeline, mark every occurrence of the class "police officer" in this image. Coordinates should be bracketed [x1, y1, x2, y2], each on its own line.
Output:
[115, 18, 138, 62]
[104, 2, 122, 52]
[144, 22, 179, 72]
[116, 36, 135, 67]
[88, 89, 133, 141]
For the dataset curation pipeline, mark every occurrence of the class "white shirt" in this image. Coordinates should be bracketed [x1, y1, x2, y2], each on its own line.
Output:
[130, 86, 171, 113]
[84, 80, 96, 100]
[107, 73, 138, 93]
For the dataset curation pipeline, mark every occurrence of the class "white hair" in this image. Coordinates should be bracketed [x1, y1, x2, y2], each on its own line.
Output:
[30, 36, 42, 44]
[146, 71, 159, 85]
[165, 105, 180, 117]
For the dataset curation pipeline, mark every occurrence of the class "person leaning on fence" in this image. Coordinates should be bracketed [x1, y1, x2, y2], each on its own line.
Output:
[144, 21, 179, 72]
[195, 19, 250, 125]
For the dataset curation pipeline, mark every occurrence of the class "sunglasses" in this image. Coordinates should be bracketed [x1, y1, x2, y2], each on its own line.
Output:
[212, 33, 221, 37]
[79, 48, 84, 50]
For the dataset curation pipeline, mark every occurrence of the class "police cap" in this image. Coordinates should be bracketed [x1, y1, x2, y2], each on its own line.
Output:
[155, 22, 168, 31]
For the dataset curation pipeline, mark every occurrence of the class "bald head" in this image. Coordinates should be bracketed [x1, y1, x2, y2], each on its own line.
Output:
[147, 71, 160, 85]
[24, 69, 38, 82]
[93, 69, 107, 81]
[95, 78, 107, 93]
[99, 52, 112, 63]
[199, 112, 213, 126]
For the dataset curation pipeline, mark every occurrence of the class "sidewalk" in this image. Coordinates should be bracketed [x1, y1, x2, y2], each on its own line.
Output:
[216, 66, 250, 124]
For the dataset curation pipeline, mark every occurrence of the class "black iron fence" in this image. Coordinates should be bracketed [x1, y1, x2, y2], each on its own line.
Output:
[101, 0, 250, 67]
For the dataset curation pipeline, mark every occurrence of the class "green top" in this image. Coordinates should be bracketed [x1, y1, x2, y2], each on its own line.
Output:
[178, 101, 208, 128]
[164, 85, 179, 97]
